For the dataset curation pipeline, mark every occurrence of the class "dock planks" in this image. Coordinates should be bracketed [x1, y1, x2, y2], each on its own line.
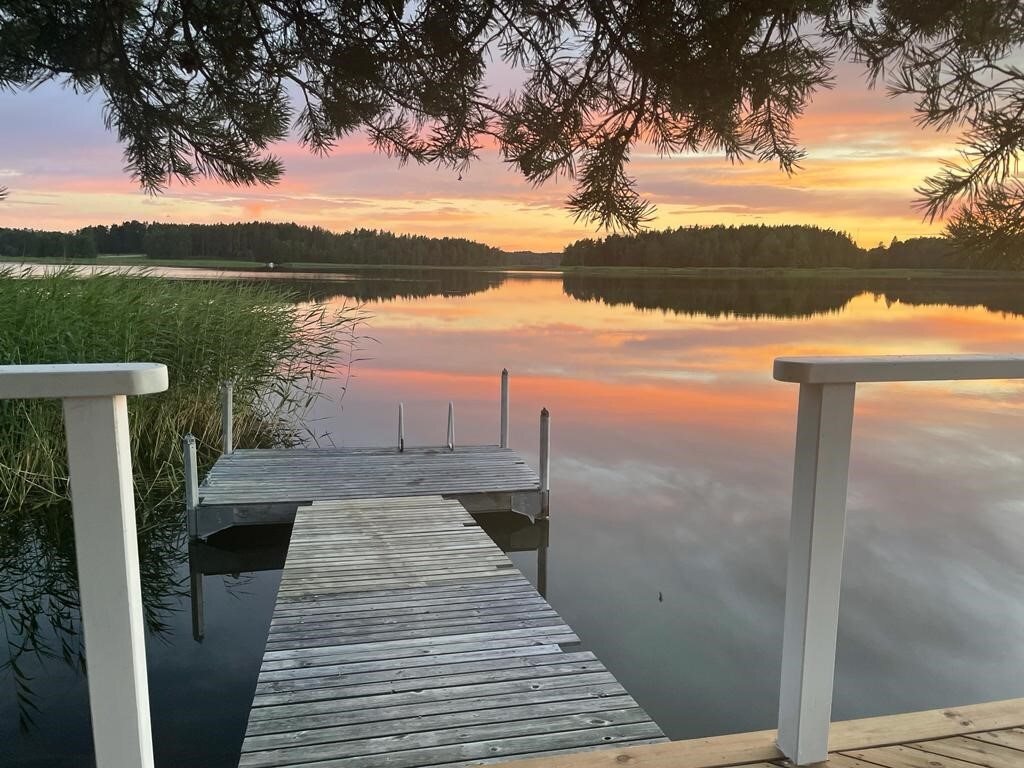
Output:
[200, 446, 540, 507]
[491, 697, 1024, 768]
[238, 496, 665, 768]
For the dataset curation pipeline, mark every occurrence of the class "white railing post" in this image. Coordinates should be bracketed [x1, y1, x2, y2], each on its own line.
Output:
[500, 369, 509, 448]
[0, 363, 168, 768]
[776, 382, 856, 764]
[539, 408, 551, 517]
[447, 401, 455, 451]
[221, 380, 233, 455]
[398, 402, 405, 452]
[183, 434, 199, 539]
[772, 353, 1024, 765]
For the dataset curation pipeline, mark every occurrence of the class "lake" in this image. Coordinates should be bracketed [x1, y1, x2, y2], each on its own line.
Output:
[3, 269, 1024, 766]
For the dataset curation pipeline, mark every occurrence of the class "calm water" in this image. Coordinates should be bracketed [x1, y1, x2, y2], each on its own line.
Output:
[3, 270, 1024, 766]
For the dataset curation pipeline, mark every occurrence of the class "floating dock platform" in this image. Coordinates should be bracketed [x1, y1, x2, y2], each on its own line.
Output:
[193, 444, 545, 538]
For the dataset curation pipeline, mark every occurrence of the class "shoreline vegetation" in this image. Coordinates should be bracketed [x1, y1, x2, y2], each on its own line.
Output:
[0, 268, 361, 512]
[3, 221, 1019, 275]
[0, 268, 362, 725]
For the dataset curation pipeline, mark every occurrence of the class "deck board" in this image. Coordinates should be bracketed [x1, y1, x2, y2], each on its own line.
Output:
[489, 698, 1024, 768]
[238, 495, 665, 768]
[201, 446, 540, 506]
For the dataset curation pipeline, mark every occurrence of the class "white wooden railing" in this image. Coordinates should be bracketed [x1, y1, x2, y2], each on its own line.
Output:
[772, 354, 1024, 765]
[0, 363, 168, 768]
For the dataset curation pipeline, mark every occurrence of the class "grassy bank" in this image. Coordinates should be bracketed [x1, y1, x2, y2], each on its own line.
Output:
[0, 268, 360, 514]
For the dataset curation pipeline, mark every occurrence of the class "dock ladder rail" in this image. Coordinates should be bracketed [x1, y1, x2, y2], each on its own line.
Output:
[773, 354, 1024, 766]
[0, 363, 169, 768]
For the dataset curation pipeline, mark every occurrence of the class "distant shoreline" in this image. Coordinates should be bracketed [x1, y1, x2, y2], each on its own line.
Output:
[4, 255, 1024, 280]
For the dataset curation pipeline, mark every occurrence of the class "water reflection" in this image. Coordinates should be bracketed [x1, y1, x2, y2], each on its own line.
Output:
[309, 274, 1024, 740]
[0, 501, 185, 729]
[563, 273, 1024, 319]
[4, 270, 1024, 765]
[188, 527, 291, 642]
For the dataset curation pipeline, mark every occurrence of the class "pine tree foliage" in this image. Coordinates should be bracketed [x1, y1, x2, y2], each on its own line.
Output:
[0, 2, 1021, 246]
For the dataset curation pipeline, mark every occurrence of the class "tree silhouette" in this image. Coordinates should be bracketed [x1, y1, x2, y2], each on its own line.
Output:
[1, 2, 1021, 241]
[946, 182, 1024, 268]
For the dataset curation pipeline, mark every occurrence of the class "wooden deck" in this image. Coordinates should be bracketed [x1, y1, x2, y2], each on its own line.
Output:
[492, 697, 1024, 768]
[200, 445, 541, 506]
[237, 496, 665, 768]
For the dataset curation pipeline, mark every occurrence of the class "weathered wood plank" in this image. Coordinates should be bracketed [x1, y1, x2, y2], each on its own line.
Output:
[488, 699, 1024, 768]
[238, 494, 664, 768]
[244, 681, 635, 737]
[199, 444, 541, 508]
[251, 658, 606, 707]
[840, 745, 983, 768]
[257, 631, 581, 672]
[239, 709, 656, 768]
[241, 695, 640, 753]
[255, 651, 598, 694]
[909, 735, 1024, 768]
[968, 728, 1024, 751]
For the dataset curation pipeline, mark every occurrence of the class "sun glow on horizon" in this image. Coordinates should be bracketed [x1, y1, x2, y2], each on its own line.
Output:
[0, 65, 956, 252]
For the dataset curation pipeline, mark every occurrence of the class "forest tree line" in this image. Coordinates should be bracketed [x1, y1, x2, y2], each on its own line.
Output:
[562, 226, 971, 269]
[0, 221, 997, 270]
[0, 221, 559, 268]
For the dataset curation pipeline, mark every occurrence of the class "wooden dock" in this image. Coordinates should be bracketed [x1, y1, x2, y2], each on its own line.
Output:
[193, 445, 544, 538]
[491, 697, 1024, 768]
[237, 496, 666, 768]
[200, 446, 541, 506]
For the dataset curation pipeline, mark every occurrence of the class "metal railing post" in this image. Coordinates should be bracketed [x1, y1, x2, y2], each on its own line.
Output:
[221, 380, 234, 455]
[447, 401, 455, 451]
[500, 369, 509, 448]
[777, 382, 856, 765]
[0, 363, 168, 768]
[183, 433, 199, 539]
[539, 407, 550, 517]
[398, 402, 405, 452]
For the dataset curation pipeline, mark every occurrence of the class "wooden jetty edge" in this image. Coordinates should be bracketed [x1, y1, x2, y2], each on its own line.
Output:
[238, 495, 666, 768]
[493, 697, 1024, 768]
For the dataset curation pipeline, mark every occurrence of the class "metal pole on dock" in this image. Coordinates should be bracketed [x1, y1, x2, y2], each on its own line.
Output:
[500, 369, 509, 448]
[398, 402, 405, 452]
[183, 434, 199, 539]
[447, 401, 455, 451]
[221, 380, 234, 455]
[539, 408, 550, 516]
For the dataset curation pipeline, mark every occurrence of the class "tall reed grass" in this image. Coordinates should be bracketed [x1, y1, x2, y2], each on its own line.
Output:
[0, 267, 364, 727]
[0, 267, 361, 515]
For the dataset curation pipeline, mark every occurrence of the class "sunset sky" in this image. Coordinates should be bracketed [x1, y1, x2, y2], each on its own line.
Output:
[0, 64, 957, 252]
